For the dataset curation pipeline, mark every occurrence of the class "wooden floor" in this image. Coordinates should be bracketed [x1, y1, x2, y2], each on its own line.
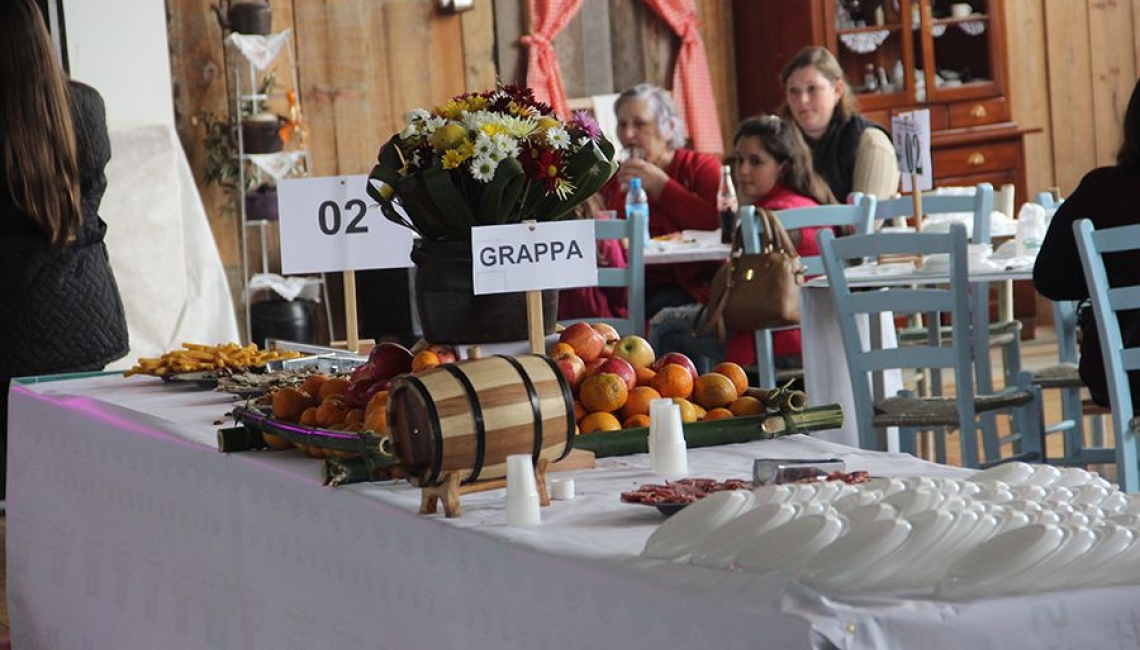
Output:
[0, 327, 1109, 643]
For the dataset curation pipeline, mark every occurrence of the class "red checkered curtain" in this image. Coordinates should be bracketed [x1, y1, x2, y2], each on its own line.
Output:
[639, 0, 724, 154]
[520, 0, 585, 119]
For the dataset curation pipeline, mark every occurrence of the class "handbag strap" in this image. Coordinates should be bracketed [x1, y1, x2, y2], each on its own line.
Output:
[757, 207, 797, 256]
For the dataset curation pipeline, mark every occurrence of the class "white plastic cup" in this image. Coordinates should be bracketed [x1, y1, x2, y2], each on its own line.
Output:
[652, 404, 688, 477]
[648, 398, 676, 466]
[550, 478, 575, 501]
[505, 454, 541, 526]
[951, 3, 972, 18]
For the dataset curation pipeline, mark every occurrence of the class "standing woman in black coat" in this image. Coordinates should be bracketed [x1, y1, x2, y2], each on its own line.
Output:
[0, 0, 130, 501]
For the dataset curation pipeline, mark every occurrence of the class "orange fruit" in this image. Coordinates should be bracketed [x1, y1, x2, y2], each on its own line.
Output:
[692, 372, 738, 410]
[573, 400, 588, 423]
[704, 407, 734, 421]
[364, 390, 390, 432]
[712, 362, 749, 397]
[622, 413, 651, 429]
[298, 374, 328, 399]
[649, 363, 694, 399]
[622, 385, 662, 420]
[549, 342, 577, 358]
[579, 373, 629, 413]
[729, 395, 766, 417]
[672, 397, 699, 423]
[316, 396, 348, 427]
[299, 406, 319, 426]
[345, 408, 365, 426]
[272, 387, 314, 422]
[634, 365, 656, 387]
[365, 389, 389, 416]
[262, 432, 294, 450]
[318, 377, 352, 401]
[580, 411, 622, 433]
[411, 350, 441, 373]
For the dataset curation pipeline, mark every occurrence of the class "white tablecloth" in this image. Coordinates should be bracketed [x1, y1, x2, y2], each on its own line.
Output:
[10, 374, 1140, 650]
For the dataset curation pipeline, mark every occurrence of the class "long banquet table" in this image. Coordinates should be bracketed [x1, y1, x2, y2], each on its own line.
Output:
[10, 373, 1140, 650]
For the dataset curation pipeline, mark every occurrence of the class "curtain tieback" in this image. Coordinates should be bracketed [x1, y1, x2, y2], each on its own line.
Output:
[520, 33, 551, 48]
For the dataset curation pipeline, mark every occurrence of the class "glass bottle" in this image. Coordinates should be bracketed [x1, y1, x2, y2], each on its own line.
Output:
[717, 164, 738, 244]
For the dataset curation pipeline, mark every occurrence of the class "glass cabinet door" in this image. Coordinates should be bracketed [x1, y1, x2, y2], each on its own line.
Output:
[920, 0, 1002, 101]
[826, 0, 916, 110]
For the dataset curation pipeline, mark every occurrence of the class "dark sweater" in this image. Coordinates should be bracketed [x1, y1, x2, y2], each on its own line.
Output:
[0, 81, 129, 378]
[1033, 164, 1140, 406]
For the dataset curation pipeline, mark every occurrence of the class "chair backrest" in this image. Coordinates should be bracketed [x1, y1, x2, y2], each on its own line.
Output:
[560, 210, 647, 337]
[874, 183, 994, 244]
[736, 195, 877, 387]
[739, 194, 878, 274]
[1074, 218, 1140, 491]
[1033, 192, 1077, 362]
[819, 223, 979, 459]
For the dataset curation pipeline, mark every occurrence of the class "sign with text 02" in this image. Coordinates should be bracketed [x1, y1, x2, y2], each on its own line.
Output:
[277, 175, 415, 274]
[892, 109, 933, 192]
[471, 220, 598, 295]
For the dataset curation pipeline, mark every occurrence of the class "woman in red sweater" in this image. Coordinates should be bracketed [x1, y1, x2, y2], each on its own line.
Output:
[650, 115, 835, 371]
[602, 84, 721, 318]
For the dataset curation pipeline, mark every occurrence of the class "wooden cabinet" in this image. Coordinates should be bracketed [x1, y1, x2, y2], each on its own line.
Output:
[734, 0, 1030, 204]
[734, 0, 1037, 335]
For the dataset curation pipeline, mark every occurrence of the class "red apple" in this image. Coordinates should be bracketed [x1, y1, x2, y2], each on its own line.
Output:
[612, 334, 656, 369]
[587, 356, 636, 390]
[425, 343, 458, 364]
[368, 342, 414, 380]
[591, 323, 621, 356]
[558, 322, 605, 362]
[583, 357, 608, 378]
[344, 378, 373, 409]
[554, 353, 586, 390]
[652, 352, 699, 381]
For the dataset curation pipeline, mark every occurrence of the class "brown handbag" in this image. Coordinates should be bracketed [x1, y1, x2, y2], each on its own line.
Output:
[694, 208, 806, 340]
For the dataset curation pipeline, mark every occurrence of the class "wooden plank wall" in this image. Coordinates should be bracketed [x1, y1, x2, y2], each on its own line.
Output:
[1005, 0, 1140, 198]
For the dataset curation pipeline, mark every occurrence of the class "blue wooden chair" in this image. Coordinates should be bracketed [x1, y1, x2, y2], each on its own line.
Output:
[1074, 218, 1140, 492]
[559, 210, 647, 337]
[819, 223, 1041, 467]
[738, 194, 878, 388]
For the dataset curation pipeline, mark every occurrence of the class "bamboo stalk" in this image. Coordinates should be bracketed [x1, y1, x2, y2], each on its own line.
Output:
[227, 404, 399, 466]
[573, 404, 844, 458]
[745, 384, 807, 413]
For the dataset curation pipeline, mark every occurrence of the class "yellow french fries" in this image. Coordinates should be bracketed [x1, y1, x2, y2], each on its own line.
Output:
[123, 342, 304, 377]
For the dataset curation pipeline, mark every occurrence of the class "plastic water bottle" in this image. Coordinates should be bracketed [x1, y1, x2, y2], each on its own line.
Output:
[625, 177, 650, 242]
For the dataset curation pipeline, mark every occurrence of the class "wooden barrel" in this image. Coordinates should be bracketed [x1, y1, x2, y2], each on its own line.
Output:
[386, 354, 575, 487]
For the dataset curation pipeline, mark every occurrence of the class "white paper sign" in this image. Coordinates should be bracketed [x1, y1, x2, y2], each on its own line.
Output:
[277, 175, 415, 274]
[470, 221, 598, 295]
[892, 109, 933, 192]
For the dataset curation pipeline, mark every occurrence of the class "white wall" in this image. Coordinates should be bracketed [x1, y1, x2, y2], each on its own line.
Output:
[63, 0, 174, 129]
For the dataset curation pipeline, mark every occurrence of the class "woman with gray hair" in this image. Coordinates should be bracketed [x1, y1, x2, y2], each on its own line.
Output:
[603, 83, 721, 318]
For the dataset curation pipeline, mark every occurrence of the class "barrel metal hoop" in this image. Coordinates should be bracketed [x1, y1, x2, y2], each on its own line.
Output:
[439, 363, 486, 485]
[497, 355, 544, 462]
[402, 374, 445, 486]
[531, 353, 576, 461]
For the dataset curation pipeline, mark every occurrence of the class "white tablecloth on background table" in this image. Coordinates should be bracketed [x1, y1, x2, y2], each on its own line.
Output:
[10, 374, 1140, 650]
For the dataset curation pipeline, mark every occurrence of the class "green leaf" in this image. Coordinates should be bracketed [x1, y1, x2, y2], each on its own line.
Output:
[423, 166, 476, 238]
[476, 158, 526, 224]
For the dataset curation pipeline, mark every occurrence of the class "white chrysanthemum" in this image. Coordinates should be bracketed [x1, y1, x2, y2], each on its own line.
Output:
[491, 133, 519, 158]
[546, 126, 570, 150]
[554, 178, 576, 200]
[423, 116, 447, 133]
[471, 156, 498, 182]
[465, 110, 537, 139]
[473, 132, 495, 157]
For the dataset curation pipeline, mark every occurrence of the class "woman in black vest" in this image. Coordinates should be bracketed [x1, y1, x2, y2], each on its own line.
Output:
[0, 0, 130, 502]
[780, 46, 900, 203]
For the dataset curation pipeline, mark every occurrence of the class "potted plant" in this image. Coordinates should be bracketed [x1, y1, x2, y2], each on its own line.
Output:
[365, 84, 618, 343]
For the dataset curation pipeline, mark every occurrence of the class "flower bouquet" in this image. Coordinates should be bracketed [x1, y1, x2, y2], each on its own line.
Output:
[366, 84, 618, 241]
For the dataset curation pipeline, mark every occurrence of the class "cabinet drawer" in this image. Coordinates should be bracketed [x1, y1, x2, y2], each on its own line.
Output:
[949, 98, 1010, 128]
[932, 141, 1021, 177]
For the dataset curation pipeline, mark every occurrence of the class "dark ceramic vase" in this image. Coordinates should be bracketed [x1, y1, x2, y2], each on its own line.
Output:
[411, 239, 558, 344]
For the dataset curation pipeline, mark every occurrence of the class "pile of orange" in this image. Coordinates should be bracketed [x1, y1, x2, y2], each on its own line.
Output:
[568, 357, 764, 434]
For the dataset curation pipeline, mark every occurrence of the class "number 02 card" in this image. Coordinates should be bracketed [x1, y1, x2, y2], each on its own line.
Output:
[277, 175, 416, 274]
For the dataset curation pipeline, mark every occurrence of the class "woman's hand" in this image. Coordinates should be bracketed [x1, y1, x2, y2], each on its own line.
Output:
[615, 157, 671, 200]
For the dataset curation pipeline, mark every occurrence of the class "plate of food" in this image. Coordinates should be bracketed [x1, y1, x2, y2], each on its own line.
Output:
[620, 477, 752, 516]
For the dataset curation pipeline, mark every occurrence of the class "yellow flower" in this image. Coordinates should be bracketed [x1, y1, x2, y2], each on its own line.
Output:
[441, 148, 470, 170]
[509, 101, 537, 119]
[480, 122, 509, 138]
[536, 116, 560, 131]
